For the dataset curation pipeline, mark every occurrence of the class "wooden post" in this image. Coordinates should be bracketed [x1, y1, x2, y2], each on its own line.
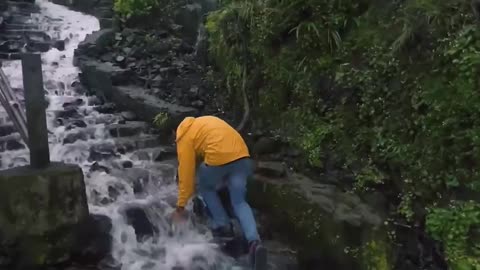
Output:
[21, 53, 50, 168]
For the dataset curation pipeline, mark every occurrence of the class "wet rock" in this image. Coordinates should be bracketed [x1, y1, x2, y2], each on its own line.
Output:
[121, 111, 137, 121]
[108, 185, 121, 199]
[56, 108, 81, 119]
[88, 143, 118, 161]
[72, 214, 112, 265]
[53, 39, 65, 51]
[255, 161, 287, 178]
[87, 96, 103, 106]
[150, 75, 164, 88]
[65, 119, 88, 130]
[248, 172, 387, 270]
[141, 261, 156, 269]
[133, 180, 144, 194]
[131, 147, 176, 162]
[115, 55, 125, 63]
[154, 147, 177, 162]
[174, 3, 203, 44]
[147, 42, 171, 55]
[191, 100, 204, 109]
[101, 52, 113, 62]
[5, 139, 24, 151]
[286, 147, 301, 157]
[124, 206, 158, 241]
[0, 125, 17, 137]
[104, 85, 198, 130]
[111, 167, 150, 193]
[75, 29, 114, 58]
[188, 86, 199, 98]
[114, 135, 161, 153]
[253, 136, 282, 155]
[72, 81, 87, 94]
[0, 163, 89, 268]
[122, 160, 133, 168]
[63, 98, 84, 108]
[94, 103, 117, 114]
[89, 161, 110, 173]
[63, 131, 89, 144]
[107, 121, 147, 137]
[78, 60, 133, 88]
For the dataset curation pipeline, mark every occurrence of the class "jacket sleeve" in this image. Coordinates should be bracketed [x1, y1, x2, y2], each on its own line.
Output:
[176, 138, 196, 208]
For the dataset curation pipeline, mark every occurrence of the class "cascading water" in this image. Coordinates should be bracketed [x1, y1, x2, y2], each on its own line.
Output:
[0, 1, 247, 269]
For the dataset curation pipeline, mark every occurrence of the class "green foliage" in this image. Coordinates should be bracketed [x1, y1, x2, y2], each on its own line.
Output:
[153, 112, 168, 128]
[207, 0, 480, 266]
[427, 201, 480, 269]
[114, 0, 160, 18]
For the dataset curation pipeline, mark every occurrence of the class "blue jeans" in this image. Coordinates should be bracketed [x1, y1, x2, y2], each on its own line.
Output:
[197, 157, 260, 242]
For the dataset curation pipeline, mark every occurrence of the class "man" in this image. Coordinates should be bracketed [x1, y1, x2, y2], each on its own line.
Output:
[171, 115, 267, 269]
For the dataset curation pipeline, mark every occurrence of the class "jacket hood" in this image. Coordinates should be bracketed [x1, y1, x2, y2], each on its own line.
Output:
[176, 117, 195, 142]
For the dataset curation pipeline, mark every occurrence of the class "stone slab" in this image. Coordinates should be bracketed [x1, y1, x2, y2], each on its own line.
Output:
[0, 162, 89, 267]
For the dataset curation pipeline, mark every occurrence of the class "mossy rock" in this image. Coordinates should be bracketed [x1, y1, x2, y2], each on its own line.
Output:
[0, 162, 89, 268]
[247, 173, 391, 270]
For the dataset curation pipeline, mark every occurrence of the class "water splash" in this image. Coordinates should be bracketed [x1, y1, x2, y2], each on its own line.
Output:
[0, 1, 243, 269]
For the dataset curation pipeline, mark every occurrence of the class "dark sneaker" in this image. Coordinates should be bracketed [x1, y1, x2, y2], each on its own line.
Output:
[249, 240, 267, 270]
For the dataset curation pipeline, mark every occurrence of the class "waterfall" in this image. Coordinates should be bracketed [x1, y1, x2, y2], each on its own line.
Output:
[0, 1, 245, 269]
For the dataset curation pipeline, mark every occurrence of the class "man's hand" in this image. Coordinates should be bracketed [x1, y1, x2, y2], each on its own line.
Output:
[171, 207, 188, 224]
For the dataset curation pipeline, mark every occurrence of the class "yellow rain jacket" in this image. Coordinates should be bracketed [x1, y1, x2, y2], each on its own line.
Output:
[175, 116, 250, 208]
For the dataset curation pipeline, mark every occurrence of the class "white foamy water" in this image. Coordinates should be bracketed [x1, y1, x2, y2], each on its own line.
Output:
[0, 1, 243, 269]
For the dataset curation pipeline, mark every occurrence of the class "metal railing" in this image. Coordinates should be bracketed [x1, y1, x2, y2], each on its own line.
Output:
[0, 54, 50, 169]
[0, 65, 29, 145]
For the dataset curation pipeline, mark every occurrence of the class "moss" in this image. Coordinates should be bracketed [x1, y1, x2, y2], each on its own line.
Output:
[450, 259, 480, 270]
[0, 163, 88, 267]
[247, 177, 391, 269]
[361, 238, 391, 270]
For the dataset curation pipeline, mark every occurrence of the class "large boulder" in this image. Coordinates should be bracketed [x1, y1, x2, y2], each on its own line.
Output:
[74, 29, 114, 60]
[71, 214, 113, 265]
[76, 58, 198, 129]
[247, 171, 390, 270]
[108, 85, 198, 126]
[0, 162, 89, 269]
[174, 0, 218, 44]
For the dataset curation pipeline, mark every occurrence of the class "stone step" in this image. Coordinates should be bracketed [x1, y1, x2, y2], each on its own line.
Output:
[0, 34, 24, 41]
[61, 121, 151, 145]
[8, 11, 35, 17]
[0, 40, 23, 52]
[4, 30, 51, 42]
[0, 39, 55, 53]
[129, 146, 177, 162]
[9, 15, 33, 24]
[4, 23, 38, 30]
[106, 121, 150, 138]
[92, 103, 117, 114]
[52, 108, 84, 120]
[6, 1, 39, 12]
[0, 124, 16, 137]
[0, 52, 22, 60]
[86, 135, 161, 162]
[114, 135, 161, 155]
[0, 133, 25, 151]
[53, 114, 119, 129]
[7, 0, 36, 7]
[61, 127, 96, 145]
